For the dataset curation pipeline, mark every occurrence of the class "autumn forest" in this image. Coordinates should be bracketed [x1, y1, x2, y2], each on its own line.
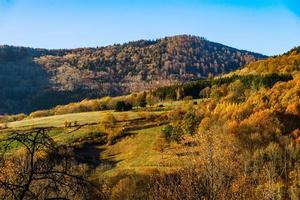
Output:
[0, 34, 299, 199]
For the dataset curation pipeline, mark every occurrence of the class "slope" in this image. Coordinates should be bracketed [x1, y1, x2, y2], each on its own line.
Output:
[0, 35, 265, 114]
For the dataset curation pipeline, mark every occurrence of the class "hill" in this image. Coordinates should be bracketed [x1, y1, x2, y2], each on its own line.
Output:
[235, 45, 300, 75]
[0, 45, 299, 199]
[0, 35, 265, 114]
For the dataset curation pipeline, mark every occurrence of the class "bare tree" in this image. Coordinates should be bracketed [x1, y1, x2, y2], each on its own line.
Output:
[0, 128, 100, 200]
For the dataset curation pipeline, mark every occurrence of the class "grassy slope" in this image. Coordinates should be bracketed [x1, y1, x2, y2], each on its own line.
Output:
[98, 126, 165, 177]
[0, 100, 201, 177]
[6, 110, 151, 129]
[91, 125, 199, 180]
[3, 99, 199, 129]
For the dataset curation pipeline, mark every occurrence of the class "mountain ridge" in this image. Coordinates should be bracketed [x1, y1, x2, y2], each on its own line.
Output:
[0, 35, 265, 114]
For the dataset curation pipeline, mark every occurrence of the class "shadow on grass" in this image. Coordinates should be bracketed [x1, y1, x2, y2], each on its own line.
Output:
[74, 142, 121, 175]
[110, 131, 138, 145]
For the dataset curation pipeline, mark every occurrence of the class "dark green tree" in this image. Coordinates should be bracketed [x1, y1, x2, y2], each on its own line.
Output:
[115, 101, 133, 112]
[162, 124, 183, 143]
[182, 109, 198, 135]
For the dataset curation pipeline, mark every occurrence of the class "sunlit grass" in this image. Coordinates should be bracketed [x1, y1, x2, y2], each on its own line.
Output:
[1, 99, 202, 179]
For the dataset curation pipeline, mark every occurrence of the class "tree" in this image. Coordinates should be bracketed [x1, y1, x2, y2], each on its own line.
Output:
[226, 80, 246, 103]
[199, 87, 211, 98]
[182, 108, 198, 135]
[100, 113, 117, 129]
[176, 87, 183, 100]
[0, 129, 99, 200]
[162, 124, 183, 143]
[146, 92, 156, 107]
[137, 92, 147, 107]
[115, 101, 133, 112]
[197, 116, 241, 200]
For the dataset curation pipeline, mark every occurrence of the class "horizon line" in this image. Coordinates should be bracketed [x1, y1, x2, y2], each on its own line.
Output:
[0, 34, 278, 56]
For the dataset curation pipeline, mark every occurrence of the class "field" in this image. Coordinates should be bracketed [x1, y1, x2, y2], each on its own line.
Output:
[0, 100, 200, 179]
[6, 110, 156, 129]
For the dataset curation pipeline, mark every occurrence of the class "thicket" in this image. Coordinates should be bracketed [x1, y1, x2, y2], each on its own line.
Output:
[114, 101, 133, 112]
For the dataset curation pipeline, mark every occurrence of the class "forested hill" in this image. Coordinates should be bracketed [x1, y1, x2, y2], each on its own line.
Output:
[235, 45, 300, 75]
[0, 35, 265, 114]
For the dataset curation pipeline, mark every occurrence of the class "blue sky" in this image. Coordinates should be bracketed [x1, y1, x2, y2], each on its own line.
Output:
[0, 0, 299, 55]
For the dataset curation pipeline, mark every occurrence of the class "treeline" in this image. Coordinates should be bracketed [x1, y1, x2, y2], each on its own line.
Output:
[153, 73, 293, 100]
[14, 73, 290, 119]
[284, 45, 300, 55]
[0, 45, 68, 62]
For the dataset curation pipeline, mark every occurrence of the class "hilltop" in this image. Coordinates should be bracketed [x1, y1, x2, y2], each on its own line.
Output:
[0, 35, 265, 114]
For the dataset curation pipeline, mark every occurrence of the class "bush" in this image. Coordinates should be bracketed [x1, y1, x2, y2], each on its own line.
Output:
[166, 108, 186, 121]
[100, 113, 117, 129]
[182, 109, 198, 135]
[0, 113, 27, 123]
[162, 124, 183, 143]
[29, 110, 52, 118]
[139, 100, 147, 108]
[136, 92, 147, 107]
[64, 121, 72, 128]
[115, 101, 133, 112]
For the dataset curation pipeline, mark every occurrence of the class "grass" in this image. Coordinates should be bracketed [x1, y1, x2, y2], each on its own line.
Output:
[50, 125, 100, 145]
[98, 126, 164, 177]
[91, 125, 200, 179]
[0, 109, 165, 154]
[3, 99, 203, 129]
[5, 110, 163, 129]
[1, 99, 203, 179]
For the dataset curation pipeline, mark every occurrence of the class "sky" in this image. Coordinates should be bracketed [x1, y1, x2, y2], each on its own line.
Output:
[0, 0, 299, 55]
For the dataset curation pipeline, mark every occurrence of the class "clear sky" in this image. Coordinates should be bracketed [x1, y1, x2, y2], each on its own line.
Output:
[0, 0, 299, 55]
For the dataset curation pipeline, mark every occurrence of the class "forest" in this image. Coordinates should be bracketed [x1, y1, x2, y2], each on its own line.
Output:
[0, 35, 264, 114]
[0, 45, 299, 199]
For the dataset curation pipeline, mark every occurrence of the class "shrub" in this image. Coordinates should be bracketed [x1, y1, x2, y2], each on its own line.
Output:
[162, 124, 183, 143]
[0, 113, 27, 123]
[236, 109, 282, 149]
[29, 110, 52, 118]
[136, 92, 147, 107]
[182, 109, 198, 135]
[139, 100, 147, 108]
[166, 108, 186, 121]
[115, 101, 133, 112]
[100, 113, 117, 129]
[64, 121, 72, 128]
[74, 121, 79, 126]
